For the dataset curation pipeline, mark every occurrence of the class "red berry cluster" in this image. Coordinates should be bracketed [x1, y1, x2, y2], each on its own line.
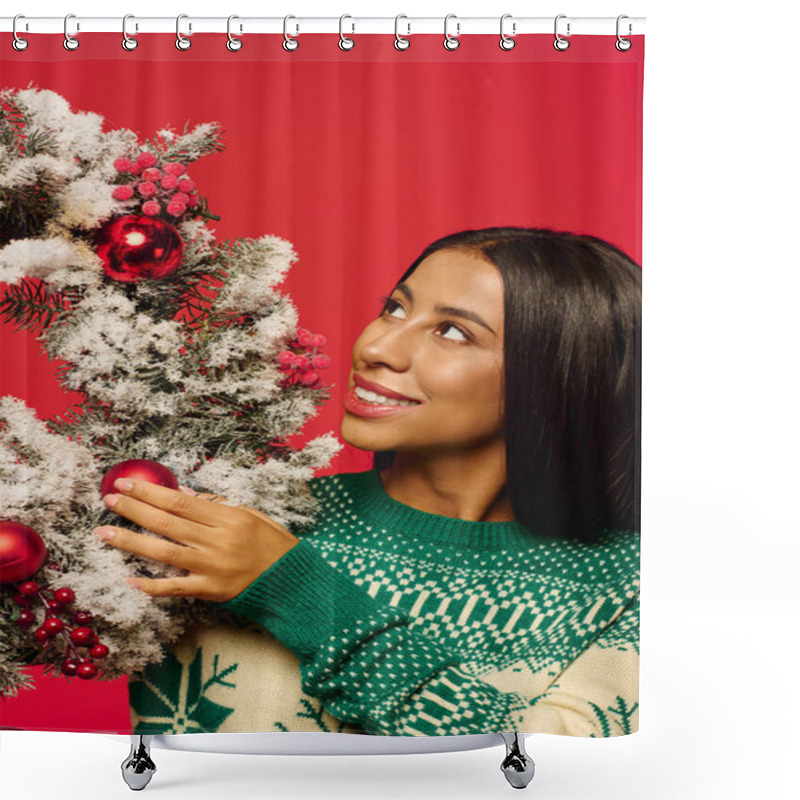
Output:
[112, 151, 201, 219]
[276, 328, 332, 390]
[13, 581, 109, 680]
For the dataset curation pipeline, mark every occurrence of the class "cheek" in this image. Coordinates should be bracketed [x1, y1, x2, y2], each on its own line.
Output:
[432, 357, 503, 408]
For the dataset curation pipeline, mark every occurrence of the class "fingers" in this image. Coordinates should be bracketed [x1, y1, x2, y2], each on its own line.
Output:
[114, 480, 238, 524]
[127, 574, 215, 600]
[94, 525, 202, 572]
[103, 479, 239, 542]
[180, 486, 232, 505]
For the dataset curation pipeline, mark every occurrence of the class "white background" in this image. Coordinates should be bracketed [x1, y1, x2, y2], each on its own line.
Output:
[1, 1, 798, 798]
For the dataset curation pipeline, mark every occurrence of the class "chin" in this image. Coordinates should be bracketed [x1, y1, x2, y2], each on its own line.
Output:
[340, 417, 395, 453]
[340, 418, 376, 452]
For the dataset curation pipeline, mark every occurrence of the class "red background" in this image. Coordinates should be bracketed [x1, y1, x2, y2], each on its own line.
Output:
[0, 32, 643, 732]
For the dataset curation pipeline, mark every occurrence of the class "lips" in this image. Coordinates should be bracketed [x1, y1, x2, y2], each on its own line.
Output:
[352, 374, 420, 403]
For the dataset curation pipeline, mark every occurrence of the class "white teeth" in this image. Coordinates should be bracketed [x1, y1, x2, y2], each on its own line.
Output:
[355, 386, 418, 406]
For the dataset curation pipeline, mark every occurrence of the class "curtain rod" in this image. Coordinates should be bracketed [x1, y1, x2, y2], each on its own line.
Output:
[1, 16, 646, 37]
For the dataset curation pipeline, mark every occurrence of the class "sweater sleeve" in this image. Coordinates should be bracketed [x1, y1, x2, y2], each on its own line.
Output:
[218, 538, 637, 737]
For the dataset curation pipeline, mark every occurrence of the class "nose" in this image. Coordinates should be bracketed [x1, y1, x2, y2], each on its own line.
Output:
[357, 320, 415, 372]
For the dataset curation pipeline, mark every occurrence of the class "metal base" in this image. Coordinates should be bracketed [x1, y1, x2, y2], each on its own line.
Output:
[500, 732, 536, 789]
[121, 735, 157, 791]
[120, 731, 534, 790]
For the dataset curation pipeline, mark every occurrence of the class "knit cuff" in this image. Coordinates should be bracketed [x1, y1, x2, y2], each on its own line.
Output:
[217, 538, 384, 663]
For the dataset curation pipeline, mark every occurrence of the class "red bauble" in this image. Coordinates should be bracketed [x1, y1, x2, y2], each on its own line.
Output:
[100, 459, 179, 497]
[95, 214, 183, 282]
[0, 522, 48, 585]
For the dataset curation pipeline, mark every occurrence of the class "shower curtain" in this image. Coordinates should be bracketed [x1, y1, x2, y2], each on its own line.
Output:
[0, 27, 643, 738]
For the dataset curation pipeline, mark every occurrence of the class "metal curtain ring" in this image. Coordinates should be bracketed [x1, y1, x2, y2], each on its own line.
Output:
[554, 14, 570, 51]
[227, 15, 243, 51]
[122, 14, 138, 51]
[176, 14, 191, 50]
[12, 14, 29, 51]
[616, 15, 632, 51]
[339, 14, 355, 50]
[394, 14, 410, 50]
[63, 13, 79, 50]
[499, 14, 516, 50]
[444, 13, 460, 50]
[283, 15, 299, 51]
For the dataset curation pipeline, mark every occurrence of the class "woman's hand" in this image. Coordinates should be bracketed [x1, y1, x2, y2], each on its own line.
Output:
[94, 478, 299, 603]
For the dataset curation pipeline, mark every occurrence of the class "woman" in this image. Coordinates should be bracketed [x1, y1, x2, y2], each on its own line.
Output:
[100, 226, 641, 737]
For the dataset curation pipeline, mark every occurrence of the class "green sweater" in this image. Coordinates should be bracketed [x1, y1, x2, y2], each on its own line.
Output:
[129, 470, 640, 738]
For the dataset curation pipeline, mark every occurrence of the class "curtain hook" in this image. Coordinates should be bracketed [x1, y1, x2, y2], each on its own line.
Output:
[554, 14, 570, 51]
[499, 14, 516, 50]
[339, 14, 355, 50]
[122, 14, 138, 51]
[444, 13, 460, 51]
[63, 13, 79, 51]
[283, 15, 299, 51]
[176, 14, 191, 50]
[12, 14, 29, 51]
[227, 15, 243, 51]
[616, 15, 632, 51]
[394, 14, 410, 51]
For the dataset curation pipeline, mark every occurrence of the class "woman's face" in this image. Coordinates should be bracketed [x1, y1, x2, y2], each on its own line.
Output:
[342, 247, 505, 457]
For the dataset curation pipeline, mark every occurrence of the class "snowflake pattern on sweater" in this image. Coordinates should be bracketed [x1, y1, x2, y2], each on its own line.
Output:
[129, 470, 639, 737]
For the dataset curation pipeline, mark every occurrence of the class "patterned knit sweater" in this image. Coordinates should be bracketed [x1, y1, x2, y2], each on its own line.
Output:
[128, 470, 639, 738]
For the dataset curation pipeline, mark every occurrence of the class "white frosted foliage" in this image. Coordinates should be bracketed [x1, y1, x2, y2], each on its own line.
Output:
[0, 237, 103, 288]
[0, 87, 342, 695]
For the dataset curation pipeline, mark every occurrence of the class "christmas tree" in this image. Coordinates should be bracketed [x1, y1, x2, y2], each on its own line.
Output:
[0, 86, 342, 698]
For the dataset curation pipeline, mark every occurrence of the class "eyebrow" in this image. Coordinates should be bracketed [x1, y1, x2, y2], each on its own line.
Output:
[394, 282, 496, 335]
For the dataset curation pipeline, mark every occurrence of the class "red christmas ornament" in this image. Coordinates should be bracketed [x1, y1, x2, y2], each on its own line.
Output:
[0, 522, 48, 585]
[100, 459, 179, 497]
[94, 214, 183, 283]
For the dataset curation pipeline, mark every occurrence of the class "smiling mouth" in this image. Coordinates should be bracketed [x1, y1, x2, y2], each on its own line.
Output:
[353, 385, 421, 407]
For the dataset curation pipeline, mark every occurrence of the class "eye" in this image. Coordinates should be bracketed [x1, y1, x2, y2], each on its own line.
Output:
[380, 296, 405, 318]
[379, 296, 472, 344]
[438, 322, 470, 343]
